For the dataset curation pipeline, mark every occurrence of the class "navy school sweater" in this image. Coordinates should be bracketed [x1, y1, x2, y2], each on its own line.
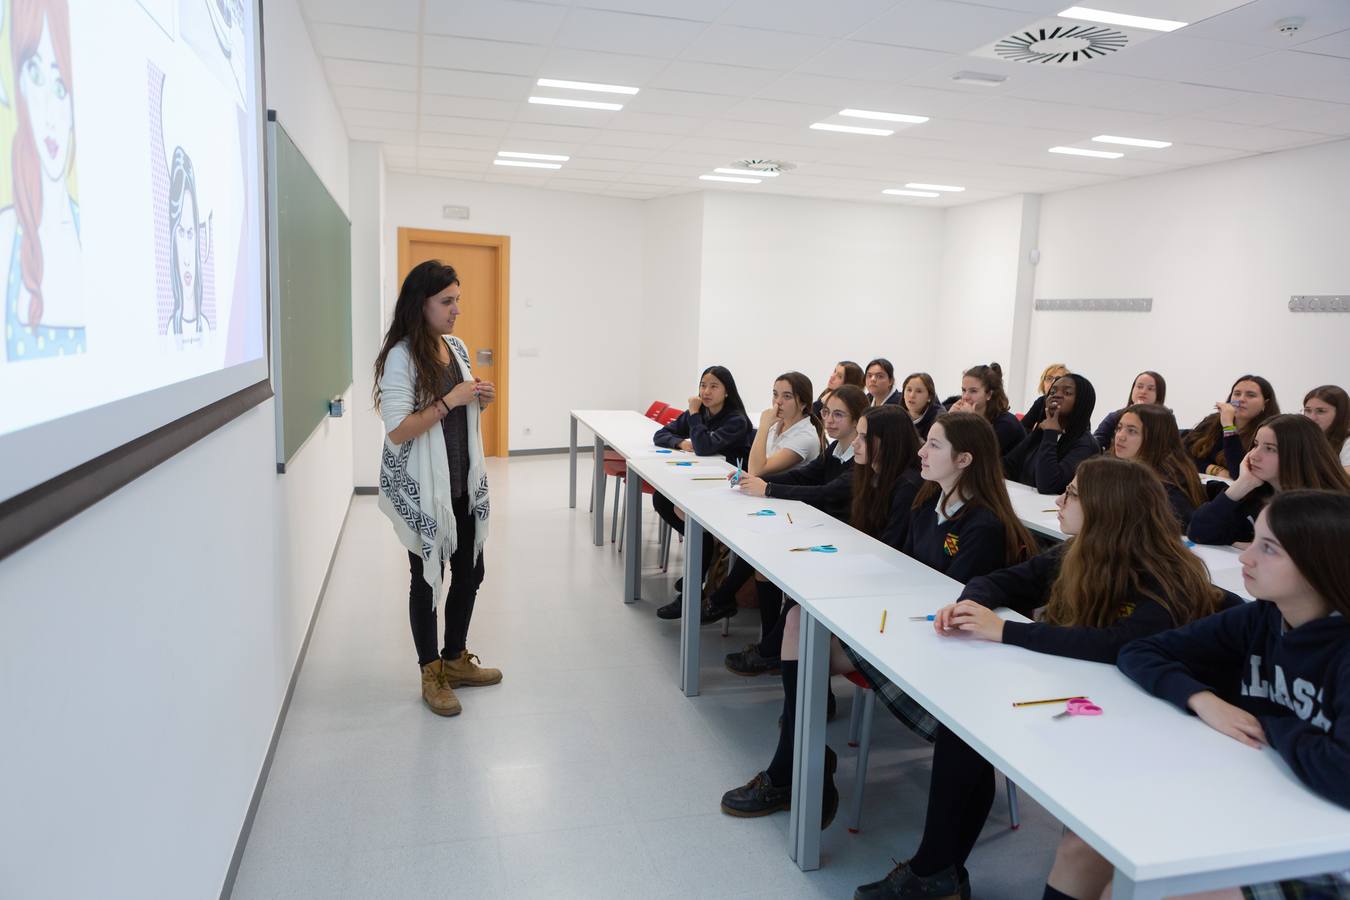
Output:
[961, 544, 1242, 663]
[1003, 429, 1100, 496]
[653, 406, 753, 465]
[912, 402, 944, 440]
[1021, 394, 1049, 433]
[903, 492, 1014, 585]
[1189, 426, 1246, 479]
[1093, 409, 1123, 450]
[762, 440, 854, 521]
[1118, 601, 1350, 810]
[990, 411, 1026, 456]
[1188, 488, 1270, 546]
[877, 468, 926, 551]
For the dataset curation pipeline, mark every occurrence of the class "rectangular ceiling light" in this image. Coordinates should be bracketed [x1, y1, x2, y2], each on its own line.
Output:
[883, 188, 940, 197]
[906, 182, 964, 192]
[810, 122, 894, 136]
[1092, 134, 1172, 149]
[1058, 6, 1187, 32]
[714, 167, 779, 178]
[1049, 145, 1124, 159]
[528, 96, 623, 111]
[498, 151, 571, 161]
[536, 77, 640, 95]
[700, 174, 761, 184]
[840, 108, 929, 124]
[493, 159, 563, 169]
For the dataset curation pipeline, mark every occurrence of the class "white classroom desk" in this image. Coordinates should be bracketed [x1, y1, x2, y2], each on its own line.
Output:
[789, 588, 1350, 895]
[568, 409, 662, 546]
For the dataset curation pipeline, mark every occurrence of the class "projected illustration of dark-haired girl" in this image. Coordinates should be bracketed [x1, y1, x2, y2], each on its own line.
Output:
[1, 0, 84, 363]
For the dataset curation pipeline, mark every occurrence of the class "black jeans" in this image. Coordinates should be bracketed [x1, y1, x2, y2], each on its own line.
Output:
[409, 494, 485, 668]
[653, 490, 714, 579]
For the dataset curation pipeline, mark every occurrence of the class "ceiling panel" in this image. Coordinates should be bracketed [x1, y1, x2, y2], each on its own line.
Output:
[420, 35, 551, 76]
[535, 47, 674, 84]
[719, 0, 900, 37]
[552, 8, 707, 57]
[324, 59, 418, 91]
[798, 41, 955, 83]
[310, 24, 419, 64]
[334, 85, 419, 113]
[301, 0, 421, 31]
[574, 0, 737, 21]
[649, 60, 784, 96]
[1180, 0, 1350, 48]
[863, 0, 1039, 53]
[681, 25, 833, 70]
[423, 0, 569, 43]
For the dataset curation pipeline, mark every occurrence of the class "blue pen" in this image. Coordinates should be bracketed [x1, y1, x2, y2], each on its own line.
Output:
[909, 615, 936, 621]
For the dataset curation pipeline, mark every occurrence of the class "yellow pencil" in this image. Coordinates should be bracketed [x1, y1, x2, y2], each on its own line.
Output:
[880, 610, 887, 633]
[1011, 695, 1086, 708]
[786, 512, 794, 524]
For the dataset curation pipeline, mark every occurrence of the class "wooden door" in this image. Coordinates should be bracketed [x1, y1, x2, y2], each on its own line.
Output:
[397, 229, 510, 456]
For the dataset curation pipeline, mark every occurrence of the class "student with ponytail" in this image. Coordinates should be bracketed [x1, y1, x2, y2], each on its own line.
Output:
[746, 372, 825, 477]
[1093, 370, 1165, 449]
[1109, 403, 1207, 528]
[1302, 384, 1350, 474]
[948, 363, 1024, 455]
[857, 458, 1229, 900]
[1189, 414, 1350, 546]
[719, 406, 925, 827]
[1184, 375, 1279, 478]
[1003, 373, 1099, 495]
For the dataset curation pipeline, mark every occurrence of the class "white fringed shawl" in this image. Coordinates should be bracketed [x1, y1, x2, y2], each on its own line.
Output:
[377, 335, 490, 602]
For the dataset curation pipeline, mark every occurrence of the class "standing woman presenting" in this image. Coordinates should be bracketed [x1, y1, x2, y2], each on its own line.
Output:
[374, 261, 500, 718]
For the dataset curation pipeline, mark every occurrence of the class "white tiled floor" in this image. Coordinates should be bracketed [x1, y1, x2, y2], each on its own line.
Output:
[232, 455, 1063, 899]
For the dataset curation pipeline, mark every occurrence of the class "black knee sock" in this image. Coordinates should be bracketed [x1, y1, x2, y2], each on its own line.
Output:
[1042, 887, 1076, 900]
[909, 727, 995, 877]
[758, 597, 795, 658]
[709, 558, 754, 609]
[755, 581, 783, 651]
[766, 660, 797, 786]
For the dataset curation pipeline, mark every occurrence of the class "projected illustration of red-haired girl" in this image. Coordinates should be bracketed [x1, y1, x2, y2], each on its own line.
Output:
[1, 0, 84, 362]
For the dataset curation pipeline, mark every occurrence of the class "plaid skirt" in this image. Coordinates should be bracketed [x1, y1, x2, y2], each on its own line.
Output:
[840, 643, 940, 744]
[1243, 873, 1350, 900]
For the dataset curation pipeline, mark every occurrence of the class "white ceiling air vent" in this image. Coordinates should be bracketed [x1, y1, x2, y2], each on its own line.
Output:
[972, 16, 1163, 67]
[733, 159, 796, 176]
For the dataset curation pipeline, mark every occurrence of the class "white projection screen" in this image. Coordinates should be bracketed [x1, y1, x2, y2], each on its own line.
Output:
[0, 0, 270, 555]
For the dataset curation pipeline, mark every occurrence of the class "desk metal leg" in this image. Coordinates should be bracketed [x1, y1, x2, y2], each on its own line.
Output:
[1111, 873, 1167, 900]
[592, 437, 606, 547]
[569, 415, 578, 509]
[679, 518, 703, 696]
[623, 471, 643, 603]
[788, 608, 830, 870]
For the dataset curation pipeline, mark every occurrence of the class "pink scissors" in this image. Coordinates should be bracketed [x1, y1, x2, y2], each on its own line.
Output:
[1053, 697, 1103, 720]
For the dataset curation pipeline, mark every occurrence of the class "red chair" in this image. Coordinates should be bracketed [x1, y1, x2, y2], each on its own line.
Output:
[844, 671, 1020, 834]
[644, 401, 669, 420]
[657, 406, 682, 425]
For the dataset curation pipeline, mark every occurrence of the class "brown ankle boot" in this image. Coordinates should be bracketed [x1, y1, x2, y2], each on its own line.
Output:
[441, 651, 502, 687]
[420, 660, 462, 716]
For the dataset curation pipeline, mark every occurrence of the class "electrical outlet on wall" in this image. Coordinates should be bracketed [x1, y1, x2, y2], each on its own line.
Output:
[524, 426, 532, 436]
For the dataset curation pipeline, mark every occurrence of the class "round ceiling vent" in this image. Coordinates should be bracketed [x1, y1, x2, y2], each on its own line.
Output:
[733, 159, 796, 175]
[995, 24, 1129, 64]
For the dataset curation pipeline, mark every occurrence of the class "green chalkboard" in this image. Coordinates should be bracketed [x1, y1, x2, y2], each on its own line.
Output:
[266, 114, 352, 470]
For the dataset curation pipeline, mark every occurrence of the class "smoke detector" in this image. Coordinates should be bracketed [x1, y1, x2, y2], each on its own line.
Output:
[1276, 16, 1305, 36]
[732, 159, 796, 176]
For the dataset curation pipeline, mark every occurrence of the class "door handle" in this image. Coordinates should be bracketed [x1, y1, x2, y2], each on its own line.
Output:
[476, 349, 493, 367]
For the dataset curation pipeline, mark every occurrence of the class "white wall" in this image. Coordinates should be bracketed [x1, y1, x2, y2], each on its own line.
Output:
[0, 1, 355, 896]
[349, 142, 386, 485]
[380, 175, 646, 455]
[639, 192, 704, 409]
[1030, 138, 1350, 427]
[698, 192, 946, 415]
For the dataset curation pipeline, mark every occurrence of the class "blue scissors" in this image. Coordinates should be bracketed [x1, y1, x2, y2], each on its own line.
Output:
[654, 449, 673, 454]
[790, 544, 837, 553]
[747, 509, 777, 517]
[668, 461, 694, 467]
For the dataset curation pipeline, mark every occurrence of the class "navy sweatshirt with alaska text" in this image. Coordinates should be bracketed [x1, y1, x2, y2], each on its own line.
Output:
[1119, 601, 1350, 810]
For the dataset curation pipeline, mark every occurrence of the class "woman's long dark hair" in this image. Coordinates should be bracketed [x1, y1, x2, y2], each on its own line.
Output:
[1116, 404, 1206, 508]
[818, 360, 864, 402]
[1126, 370, 1167, 409]
[1266, 490, 1350, 617]
[373, 260, 459, 409]
[1263, 414, 1350, 492]
[1185, 374, 1280, 464]
[702, 365, 747, 418]
[850, 406, 920, 537]
[1304, 385, 1349, 457]
[777, 371, 825, 452]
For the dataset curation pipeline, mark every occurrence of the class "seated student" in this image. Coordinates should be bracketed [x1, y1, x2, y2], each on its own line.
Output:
[1090, 491, 1350, 900]
[813, 360, 864, 419]
[1189, 414, 1350, 546]
[1021, 362, 1070, 433]
[947, 362, 1025, 455]
[1184, 375, 1280, 478]
[837, 414, 1039, 815]
[855, 457, 1228, 900]
[747, 371, 825, 477]
[1109, 403, 1207, 529]
[719, 406, 928, 826]
[865, 358, 902, 407]
[1093, 370, 1165, 449]
[1004, 374, 1099, 495]
[715, 384, 868, 669]
[902, 371, 945, 440]
[1302, 384, 1350, 474]
[697, 372, 823, 628]
[652, 366, 753, 619]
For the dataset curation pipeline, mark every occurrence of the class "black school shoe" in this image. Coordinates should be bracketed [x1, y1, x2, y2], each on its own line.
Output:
[725, 644, 781, 676]
[701, 599, 738, 624]
[656, 598, 682, 619]
[720, 747, 839, 829]
[853, 861, 970, 900]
